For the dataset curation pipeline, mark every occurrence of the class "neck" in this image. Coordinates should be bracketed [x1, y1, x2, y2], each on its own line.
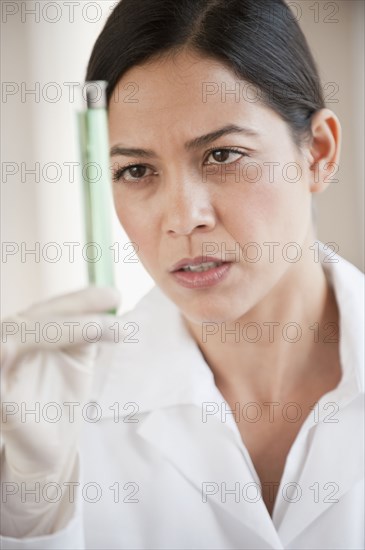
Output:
[183, 237, 340, 402]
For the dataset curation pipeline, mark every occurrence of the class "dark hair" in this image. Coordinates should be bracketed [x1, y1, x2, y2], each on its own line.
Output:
[86, 0, 325, 148]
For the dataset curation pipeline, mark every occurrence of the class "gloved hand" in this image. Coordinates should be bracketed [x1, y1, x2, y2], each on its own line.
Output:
[1, 285, 121, 479]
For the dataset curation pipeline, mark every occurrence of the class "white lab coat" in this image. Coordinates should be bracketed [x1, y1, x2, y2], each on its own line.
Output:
[2, 241, 364, 549]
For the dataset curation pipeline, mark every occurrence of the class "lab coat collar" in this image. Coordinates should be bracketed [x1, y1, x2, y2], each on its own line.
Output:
[318, 241, 364, 391]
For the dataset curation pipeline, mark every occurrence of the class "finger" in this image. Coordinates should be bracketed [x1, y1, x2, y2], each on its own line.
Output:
[19, 286, 121, 318]
[1, 313, 132, 364]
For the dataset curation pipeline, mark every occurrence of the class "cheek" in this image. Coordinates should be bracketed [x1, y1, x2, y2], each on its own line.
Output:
[224, 161, 310, 245]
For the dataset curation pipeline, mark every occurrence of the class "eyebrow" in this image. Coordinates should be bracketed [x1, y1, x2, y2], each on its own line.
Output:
[109, 124, 259, 158]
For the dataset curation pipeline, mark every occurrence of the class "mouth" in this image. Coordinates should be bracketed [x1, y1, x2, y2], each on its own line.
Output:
[169, 257, 233, 289]
[169, 256, 231, 273]
[177, 261, 226, 273]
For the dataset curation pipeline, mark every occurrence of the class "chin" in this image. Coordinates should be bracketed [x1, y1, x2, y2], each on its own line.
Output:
[179, 300, 247, 326]
[162, 279, 257, 324]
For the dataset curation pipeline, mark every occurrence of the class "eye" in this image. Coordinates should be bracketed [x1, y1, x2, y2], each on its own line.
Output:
[112, 163, 156, 184]
[204, 147, 248, 165]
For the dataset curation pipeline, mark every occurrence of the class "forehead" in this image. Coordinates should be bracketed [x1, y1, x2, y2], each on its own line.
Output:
[108, 51, 285, 144]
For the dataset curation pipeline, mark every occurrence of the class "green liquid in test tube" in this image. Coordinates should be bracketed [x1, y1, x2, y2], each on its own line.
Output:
[77, 81, 117, 314]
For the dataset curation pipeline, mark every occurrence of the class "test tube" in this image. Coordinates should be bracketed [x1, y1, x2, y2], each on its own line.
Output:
[76, 81, 116, 313]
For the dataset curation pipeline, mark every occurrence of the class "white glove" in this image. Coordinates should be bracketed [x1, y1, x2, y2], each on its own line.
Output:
[0, 286, 121, 538]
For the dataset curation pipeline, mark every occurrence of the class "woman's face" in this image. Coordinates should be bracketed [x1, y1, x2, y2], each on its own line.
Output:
[108, 50, 314, 323]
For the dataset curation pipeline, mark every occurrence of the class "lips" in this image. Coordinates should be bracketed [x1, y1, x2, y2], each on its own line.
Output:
[169, 256, 229, 273]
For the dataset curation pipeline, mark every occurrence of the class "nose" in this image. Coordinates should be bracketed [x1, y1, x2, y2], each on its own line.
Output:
[162, 176, 216, 236]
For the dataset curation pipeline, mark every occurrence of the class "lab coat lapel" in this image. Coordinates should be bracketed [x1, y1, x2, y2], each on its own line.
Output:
[137, 406, 283, 549]
[98, 285, 283, 547]
[277, 394, 364, 546]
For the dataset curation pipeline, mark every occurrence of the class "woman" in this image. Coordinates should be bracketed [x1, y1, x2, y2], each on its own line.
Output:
[1, 0, 364, 548]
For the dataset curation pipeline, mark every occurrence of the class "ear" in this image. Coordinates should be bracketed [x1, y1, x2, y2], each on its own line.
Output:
[304, 108, 342, 194]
